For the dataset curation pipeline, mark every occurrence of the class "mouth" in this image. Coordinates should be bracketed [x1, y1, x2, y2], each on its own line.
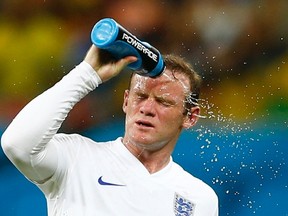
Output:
[136, 120, 154, 128]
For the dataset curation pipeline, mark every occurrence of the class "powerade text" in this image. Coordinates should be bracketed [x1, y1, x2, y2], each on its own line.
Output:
[122, 33, 158, 62]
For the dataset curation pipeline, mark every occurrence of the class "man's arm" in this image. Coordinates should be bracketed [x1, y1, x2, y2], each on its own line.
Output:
[1, 45, 136, 183]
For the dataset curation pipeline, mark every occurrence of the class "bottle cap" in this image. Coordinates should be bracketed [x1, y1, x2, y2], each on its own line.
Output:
[91, 18, 118, 48]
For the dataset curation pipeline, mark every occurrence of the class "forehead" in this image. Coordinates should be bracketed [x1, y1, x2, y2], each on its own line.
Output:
[130, 69, 190, 95]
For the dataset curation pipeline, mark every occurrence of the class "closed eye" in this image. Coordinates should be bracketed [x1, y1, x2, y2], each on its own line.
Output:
[136, 92, 148, 100]
[156, 97, 175, 107]
[133, 92, 176, 107]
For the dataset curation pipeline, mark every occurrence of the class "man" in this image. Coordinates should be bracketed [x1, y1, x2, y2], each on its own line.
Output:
[1, 45, 218, 215]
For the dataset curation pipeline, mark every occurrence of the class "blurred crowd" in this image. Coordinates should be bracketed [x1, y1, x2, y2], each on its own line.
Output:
[0, 0, 287, 132]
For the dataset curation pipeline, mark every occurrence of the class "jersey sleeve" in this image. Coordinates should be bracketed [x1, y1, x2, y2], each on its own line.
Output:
[1, 61, 102, 183]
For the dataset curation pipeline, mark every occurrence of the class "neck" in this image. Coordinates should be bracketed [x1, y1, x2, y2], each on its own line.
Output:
[138, 151, 171, 174]
[123, 139, 172, 174]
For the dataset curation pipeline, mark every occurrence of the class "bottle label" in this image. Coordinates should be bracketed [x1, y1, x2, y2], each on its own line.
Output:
[121, 33, 158, 63]
[115, 27, 161, 72]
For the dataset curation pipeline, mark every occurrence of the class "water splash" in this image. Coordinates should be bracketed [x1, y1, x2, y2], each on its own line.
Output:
[183, 97, 286, 215]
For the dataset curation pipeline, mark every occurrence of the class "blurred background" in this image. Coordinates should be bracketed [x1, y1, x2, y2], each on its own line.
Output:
[0, 0, 287, 215]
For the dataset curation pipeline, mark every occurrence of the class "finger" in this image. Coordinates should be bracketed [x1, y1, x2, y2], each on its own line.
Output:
[111, 56, 137, 75]
[117, 56, 138, 70]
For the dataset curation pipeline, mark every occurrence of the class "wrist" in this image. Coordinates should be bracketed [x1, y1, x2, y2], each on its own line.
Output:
[80, 61, 102, 85]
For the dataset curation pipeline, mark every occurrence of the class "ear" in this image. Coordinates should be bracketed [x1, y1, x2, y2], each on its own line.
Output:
[122, 89, 130, 113]
[182, 106, 200, 129]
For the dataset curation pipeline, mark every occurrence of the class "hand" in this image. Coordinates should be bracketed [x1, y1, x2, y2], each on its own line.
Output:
[84, 45, 137, 82]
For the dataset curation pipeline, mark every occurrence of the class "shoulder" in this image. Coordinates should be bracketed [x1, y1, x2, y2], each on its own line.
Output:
[49, 134, 122, 166]
[52, 133, 94, 143]
[51, 133, 119, 155]
[52, 133, 114, 146]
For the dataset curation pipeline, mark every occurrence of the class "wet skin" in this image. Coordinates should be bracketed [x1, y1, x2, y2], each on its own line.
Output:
[122, 69, 200, 173]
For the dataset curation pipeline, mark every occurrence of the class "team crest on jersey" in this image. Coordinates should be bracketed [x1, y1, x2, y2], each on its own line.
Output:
[174, 193, 195, 216]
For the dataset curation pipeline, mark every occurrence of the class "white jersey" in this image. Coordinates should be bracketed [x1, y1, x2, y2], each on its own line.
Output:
[42, 135, 218, 215]
[1, 62, 218, 216]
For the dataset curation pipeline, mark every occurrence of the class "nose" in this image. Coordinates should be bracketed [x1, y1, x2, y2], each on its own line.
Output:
[139, 98, 156, 117]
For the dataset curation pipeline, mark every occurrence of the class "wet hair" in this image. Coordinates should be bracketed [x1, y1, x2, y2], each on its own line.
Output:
[163, 54, 202, 112]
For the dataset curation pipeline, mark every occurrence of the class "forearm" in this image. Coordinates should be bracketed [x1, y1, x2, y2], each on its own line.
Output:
[1, 61, 101, 181]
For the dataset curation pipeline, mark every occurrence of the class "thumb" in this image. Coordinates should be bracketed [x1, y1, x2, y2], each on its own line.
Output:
[115, 56, 138, 72]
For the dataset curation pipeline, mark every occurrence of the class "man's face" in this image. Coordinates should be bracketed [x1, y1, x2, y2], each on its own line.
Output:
[122, 69, 199, 151]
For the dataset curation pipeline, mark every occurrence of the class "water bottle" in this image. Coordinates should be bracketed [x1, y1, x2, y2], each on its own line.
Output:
[91, 18, 165, 77]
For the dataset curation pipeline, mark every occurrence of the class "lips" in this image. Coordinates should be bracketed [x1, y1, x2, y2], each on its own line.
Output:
[136, 120, 154, 128]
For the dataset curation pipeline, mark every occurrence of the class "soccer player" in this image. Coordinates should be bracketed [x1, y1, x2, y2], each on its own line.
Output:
[1, 45, 218, 215]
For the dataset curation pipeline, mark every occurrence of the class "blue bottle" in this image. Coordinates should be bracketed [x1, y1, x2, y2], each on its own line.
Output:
[91, 18, 165, 77]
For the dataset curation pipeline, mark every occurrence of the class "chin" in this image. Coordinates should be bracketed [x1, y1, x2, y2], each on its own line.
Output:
[134, 138, 167, 151]
[125, 130, 167, 150]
